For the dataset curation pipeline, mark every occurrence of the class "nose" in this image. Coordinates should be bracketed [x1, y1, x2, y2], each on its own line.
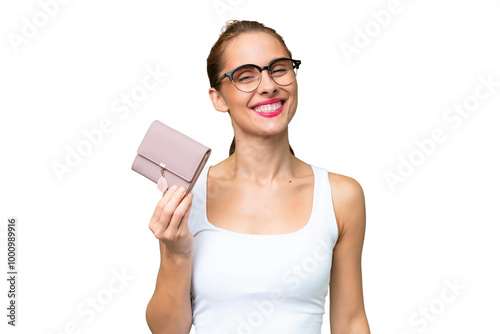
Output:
[256, 69, 278, 95]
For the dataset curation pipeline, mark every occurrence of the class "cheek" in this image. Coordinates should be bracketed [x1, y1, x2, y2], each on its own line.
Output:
[289, 100, 298, 116]
[233, 93, 253, 109]
[289, 83, 298, 98]
[224, 90, 245, 109]
[288, 87, 298, 110]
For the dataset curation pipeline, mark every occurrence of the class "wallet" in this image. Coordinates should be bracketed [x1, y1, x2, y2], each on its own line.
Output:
[131, 120, 211, 194]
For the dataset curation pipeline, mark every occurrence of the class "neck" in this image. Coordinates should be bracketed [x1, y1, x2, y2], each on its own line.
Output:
[227, 129, 296, 185]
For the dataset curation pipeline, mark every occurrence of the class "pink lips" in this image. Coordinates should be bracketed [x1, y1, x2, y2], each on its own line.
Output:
[250, 98, 285, 118]
[250, 98, 285, 109]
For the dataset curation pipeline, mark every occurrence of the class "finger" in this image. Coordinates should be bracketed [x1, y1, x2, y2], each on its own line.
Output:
[163, 189, 192, 230]
[151, 185, 179, 222]
[178, 194, 193, 233]
[149, 186, 180, 237]
[157, 186, 188, 231]
[166, 192, 193, 233]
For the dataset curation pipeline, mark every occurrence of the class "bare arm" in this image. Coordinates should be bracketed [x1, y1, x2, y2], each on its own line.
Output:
[145, 186, 195, 334]
[328, 173, 370, 334]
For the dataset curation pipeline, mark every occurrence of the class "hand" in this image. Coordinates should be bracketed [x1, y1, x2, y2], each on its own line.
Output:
[149, 185, 194, 256]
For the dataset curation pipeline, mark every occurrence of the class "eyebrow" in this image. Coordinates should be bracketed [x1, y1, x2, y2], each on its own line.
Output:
[226, 56, 291, 70]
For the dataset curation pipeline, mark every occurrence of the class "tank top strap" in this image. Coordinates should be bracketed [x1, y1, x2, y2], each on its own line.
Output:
[187, 164, 212, 236]
[309, 164, 339, 246]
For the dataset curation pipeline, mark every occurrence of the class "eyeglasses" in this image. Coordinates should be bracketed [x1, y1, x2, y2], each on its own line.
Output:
[213, 57, 301, 92]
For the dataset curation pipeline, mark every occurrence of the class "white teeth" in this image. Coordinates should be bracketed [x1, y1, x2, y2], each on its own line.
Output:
[253, 101, 283, 112]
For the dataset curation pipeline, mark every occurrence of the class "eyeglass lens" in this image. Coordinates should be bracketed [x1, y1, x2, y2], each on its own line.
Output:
[232, 59, 297, 92]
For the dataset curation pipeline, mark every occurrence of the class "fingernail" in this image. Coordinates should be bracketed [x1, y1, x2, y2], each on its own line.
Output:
[170, 185, 178, 192]
[178, 186, 186, 194]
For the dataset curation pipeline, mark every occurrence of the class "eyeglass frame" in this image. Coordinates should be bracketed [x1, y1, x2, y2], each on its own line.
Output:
[212, 57, 302, 92]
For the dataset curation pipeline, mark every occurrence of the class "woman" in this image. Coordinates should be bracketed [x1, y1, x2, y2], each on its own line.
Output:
[146, 20, 370, 334]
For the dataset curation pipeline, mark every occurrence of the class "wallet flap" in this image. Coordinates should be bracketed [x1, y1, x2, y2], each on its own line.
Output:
[136, 120, 210, 182]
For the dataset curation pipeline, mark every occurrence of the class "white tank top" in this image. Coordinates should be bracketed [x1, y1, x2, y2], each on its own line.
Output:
[187, 164, 339, 334]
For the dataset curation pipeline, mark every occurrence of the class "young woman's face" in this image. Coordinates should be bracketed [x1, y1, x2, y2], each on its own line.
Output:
[212, 32, 298, 140]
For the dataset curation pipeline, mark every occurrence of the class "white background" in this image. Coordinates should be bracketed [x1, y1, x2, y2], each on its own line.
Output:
[1, 0, 499, 333]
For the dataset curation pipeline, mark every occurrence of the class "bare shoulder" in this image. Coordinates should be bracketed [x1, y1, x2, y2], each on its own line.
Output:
[327, 171, 366, 236]
[327, 172, 364, 204]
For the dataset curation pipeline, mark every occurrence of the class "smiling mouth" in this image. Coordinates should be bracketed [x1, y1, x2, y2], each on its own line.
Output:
[251, 100, 283, 113]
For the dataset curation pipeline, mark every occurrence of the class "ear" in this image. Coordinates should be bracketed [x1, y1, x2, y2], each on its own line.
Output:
[208, 87, 230, 113]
